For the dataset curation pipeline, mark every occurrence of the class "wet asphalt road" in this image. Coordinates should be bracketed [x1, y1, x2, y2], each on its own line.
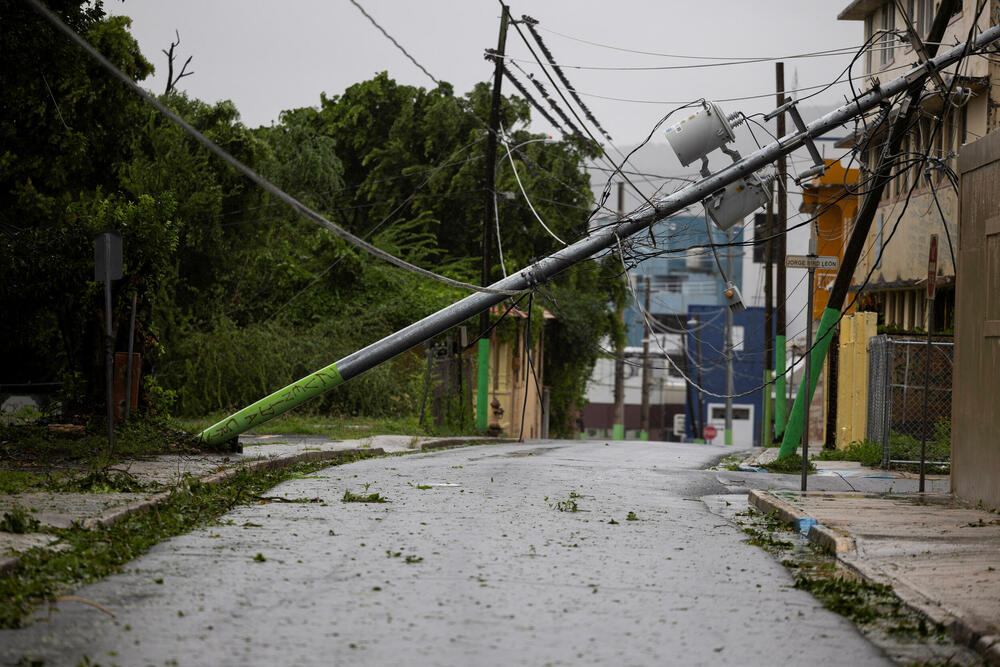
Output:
[1, 440, 894, 666]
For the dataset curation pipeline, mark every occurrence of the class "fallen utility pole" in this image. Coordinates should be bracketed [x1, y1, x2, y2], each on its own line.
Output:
[198, 24, 1000, 446]
[776, 0, 960, 459]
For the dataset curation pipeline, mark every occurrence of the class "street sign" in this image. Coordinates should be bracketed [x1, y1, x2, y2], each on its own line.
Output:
[784, 254, 839, 270]
[94, 231, 122, 281]
[926, 235, 938, 300]
[703, 425, 718, 441]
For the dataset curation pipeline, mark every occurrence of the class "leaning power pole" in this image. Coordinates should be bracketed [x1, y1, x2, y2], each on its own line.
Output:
[762, 182, 775, 446]
[773, 61, 788, 439]
[612, 182, 626, 440]
[188, 23, 997, 446]
[777, 0, 961, 458]
[477, 3, 510, 432]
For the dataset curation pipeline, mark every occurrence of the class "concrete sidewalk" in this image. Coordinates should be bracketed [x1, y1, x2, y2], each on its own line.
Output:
[750, 488, 1000, 665]
[0, 434, 508, 573]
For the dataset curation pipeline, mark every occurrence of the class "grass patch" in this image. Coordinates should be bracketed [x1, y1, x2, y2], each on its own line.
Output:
[342, 482, 388, 503]
[0, 414, 222, 495]
[174, 413, 474, 441]
[733, 507, 957, 657]
[0, 455, 376, 628]
[815, 440, 883, 467]
[0, 505, 41, 534]
[547, 494, 580, 512]
[713, 455, 743, 471]
[764, 453, 816, 475]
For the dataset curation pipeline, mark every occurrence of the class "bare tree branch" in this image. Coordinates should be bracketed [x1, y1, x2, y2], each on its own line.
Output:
[163, 29, 194, 95]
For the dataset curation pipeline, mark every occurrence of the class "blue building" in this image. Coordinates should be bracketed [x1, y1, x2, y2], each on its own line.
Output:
[685, 305, 769, 447]
[623, 214, 742, 347]
[582, 213, 748, 441]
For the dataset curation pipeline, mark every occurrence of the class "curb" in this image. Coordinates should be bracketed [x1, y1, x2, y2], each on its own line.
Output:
[81, 447, 385, 530]
[418, 437, 519, 451]
[747, 489, 1000, 666]
[748, 490, 856, 554]
[2, 435, 513, 575]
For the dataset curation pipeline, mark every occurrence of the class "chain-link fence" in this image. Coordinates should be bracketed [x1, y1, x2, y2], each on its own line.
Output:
[866, 335, 953, 468]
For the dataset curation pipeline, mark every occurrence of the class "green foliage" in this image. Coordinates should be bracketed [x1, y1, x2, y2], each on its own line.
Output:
[793, 575, 897, 626]
[765, 453, 816, 474]
[815, 440, 883, 467]
[162, 317, 424, 418]
[342, 488, 388, 503]
[0, 506, 41, 534]
[0, 458, 370, 628]
[1, 2, 611, 437]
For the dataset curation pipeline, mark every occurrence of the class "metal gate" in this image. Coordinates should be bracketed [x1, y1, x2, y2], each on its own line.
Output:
[866, 335, 953, 468]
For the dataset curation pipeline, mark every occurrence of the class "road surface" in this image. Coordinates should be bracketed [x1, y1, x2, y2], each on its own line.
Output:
[1, 440, 893, 666]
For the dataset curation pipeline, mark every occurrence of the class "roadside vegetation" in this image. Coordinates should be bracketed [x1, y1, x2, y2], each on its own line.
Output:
[0, 455, 376, 629]
[734, 508, 981, 665]
[2, 1, 621, 445]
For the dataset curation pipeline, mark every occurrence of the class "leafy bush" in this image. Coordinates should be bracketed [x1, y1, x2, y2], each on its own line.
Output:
[765, 453, 816, 474]
[162, 317, 423, 419]
[816, 440, 883, 467]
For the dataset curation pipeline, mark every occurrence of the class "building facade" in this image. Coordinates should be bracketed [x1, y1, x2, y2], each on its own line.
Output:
[838, 0, 1000, 332]
[581, 214, 743, 440]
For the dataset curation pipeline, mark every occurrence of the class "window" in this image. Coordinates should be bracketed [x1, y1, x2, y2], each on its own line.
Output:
[906, 0, 934, 38]
[865, 15, 874, 74]
[880, 4, 895, 67]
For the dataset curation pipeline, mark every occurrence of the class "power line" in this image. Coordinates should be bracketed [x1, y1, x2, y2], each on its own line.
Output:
[520, 15, 612, 141]
[347, 0, 440, 85]
[27, 0, 524, 297]
[537, 24, 906, 62]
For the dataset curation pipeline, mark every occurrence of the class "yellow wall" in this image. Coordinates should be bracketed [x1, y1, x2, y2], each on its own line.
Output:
[799, 159, 860, 320]
[835, 312, 877, 449]
[470, 321, 544, 439]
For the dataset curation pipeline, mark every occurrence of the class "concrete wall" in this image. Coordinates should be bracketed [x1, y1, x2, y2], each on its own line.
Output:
[953, 127, 1000, 509]
[836, 312, 878, 448]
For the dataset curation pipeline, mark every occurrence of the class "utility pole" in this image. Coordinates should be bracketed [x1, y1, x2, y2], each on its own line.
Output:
[191, 21, 997, 446]
[477, 3, 510, 432]
[762, 182, 775, 446]
[612, 181, 626, 440]
[777, 0, 960, 458]
[773, 61, 788, 439]
[639, 276, 652, 440]
[724, 227, 734, 446]
[802, 230, 816, 491]
[691, 313, 704, 440]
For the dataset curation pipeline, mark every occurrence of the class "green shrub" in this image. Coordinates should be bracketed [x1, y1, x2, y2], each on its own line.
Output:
[161, 317, 423, 419]
[766, 453, 816, 474]
[816, 440, 883, 467]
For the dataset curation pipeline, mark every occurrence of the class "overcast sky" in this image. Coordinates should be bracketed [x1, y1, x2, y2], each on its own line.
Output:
[110, 0, 864, 146]
[107, 0, 868, 345]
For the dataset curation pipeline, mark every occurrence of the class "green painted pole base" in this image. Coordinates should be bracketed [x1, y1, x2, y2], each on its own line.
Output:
[762, 369, 773, 447]
[774, 335, 786, 439]
[612, 423, 624, 440]
[725, 428, 732, 446]
[778, 307, 840, 459]
[198, 363, 343, 446]
[476, 338, 489, 431]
